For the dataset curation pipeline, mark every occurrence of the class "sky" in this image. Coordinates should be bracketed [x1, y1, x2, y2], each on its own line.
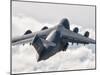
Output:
[12, 1, 95, 29]
[12, 1, 96, 74]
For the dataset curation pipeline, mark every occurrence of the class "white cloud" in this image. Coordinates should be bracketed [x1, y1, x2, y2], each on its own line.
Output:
[12, 16, 42, 37]
[12, 16, 95, 74]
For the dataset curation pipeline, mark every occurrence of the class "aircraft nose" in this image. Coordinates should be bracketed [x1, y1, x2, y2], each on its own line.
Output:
[60, 18, 70, 30]
[60, 18, 69, 24]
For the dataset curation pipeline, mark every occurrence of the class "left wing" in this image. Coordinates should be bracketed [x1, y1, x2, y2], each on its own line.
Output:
[61, 28, 96, 44]
[12, 33, 35, 46]
[12, 27, 55, 46]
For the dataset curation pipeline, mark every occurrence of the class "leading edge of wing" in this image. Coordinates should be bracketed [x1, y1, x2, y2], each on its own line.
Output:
[12, 33, 35, 46]
[11, 27, 55, 46]
[61, 29, 96, 44]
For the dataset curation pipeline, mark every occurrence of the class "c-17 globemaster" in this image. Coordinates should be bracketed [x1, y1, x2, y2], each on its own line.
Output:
[12, 18, 96, 61]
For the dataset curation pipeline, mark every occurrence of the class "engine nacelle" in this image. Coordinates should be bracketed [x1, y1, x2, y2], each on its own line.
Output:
[73, 27, 79, 33]
[84, 31, 89, 37]
[23, 30, 32, 45]
[24, 30, 32, 35]
[60, 18, 70, 30]
[41, 26, 48, 30]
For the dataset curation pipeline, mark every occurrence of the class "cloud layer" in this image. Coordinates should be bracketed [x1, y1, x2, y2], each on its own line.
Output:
[12, 16, 95, 74]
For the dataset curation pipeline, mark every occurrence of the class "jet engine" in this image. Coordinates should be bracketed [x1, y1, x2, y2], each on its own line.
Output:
[73, 27, 79, 33]
[60, 18, 70, 30]
[24, 30, 32, 35]
[41, 26, 48, 30]
[23, 30, 32, 45]
[84, 31, 89, 37]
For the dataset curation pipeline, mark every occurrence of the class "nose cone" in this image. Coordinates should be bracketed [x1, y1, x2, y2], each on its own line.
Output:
[60, 18, 69, 25]
[60, 18, 70, 29]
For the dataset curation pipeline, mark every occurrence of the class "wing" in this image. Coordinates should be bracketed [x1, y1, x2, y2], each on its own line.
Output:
[61, 29, 96, 44]
[12, 27, 55, 46]
[12, 33, 35, 46]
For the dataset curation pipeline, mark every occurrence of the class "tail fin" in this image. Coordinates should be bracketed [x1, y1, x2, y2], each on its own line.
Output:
[32, 34, 56, 55]
[32, 34, 45, 55]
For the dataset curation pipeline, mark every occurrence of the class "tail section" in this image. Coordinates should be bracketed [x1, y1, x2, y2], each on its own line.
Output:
[32, 34, 56, 61]
[32, 34, 45, 55]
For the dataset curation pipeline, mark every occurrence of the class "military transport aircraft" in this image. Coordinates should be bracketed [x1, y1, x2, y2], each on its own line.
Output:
[12, 18, 96, 61]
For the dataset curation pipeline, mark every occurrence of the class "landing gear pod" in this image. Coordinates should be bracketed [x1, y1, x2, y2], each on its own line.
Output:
[62, 43, 69, 51]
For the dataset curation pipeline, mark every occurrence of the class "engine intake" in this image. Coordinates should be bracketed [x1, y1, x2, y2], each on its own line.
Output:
[84, 31, 89, 37]
[73, 27, 79, 33]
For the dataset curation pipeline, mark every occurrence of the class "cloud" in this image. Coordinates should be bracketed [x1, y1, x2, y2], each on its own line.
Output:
[12, 16, 95, 74]
[12, 16, 42, 37]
